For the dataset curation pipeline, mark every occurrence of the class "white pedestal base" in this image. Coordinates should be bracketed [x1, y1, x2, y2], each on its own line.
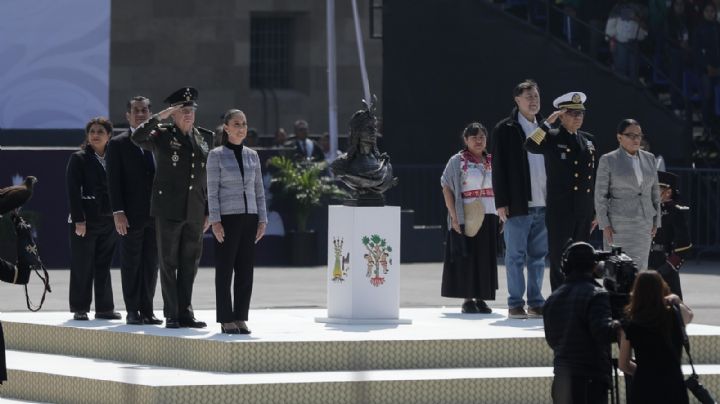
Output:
[317, 205, 411, 324]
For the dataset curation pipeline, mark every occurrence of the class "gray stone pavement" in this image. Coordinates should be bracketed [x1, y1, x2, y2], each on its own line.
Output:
[2, 262, 718, 326]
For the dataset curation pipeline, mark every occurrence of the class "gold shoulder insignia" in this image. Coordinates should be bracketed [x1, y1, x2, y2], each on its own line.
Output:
[196, 126, 215, 136]
[675, 204, 689, 211]
[529, 127, 546, 145]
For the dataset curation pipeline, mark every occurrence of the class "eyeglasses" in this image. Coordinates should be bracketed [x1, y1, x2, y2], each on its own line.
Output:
[179, 107, 197, 115]
[621, 133, 644, 140]
[565, 110, 585, 117]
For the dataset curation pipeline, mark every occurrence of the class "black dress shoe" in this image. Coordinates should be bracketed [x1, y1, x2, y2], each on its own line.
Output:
[126, 311, 143, 325]
[475, 300, 493, 314]
[165, 318, 180, 329]
[461, 300, 480, 314]
[221, 323, 241, 334]
[73, 312, 89, 321]
[95, 311, 122, 320]
[141, 313, 163, 325]
[180, 318, 207, 328]
[234, 321, 252, 335]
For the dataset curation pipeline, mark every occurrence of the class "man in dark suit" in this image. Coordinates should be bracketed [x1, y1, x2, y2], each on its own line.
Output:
[106, 96, 162, 325]
[292, 120, 325, 162]
[525, 92, 597, 291]
[132, 87, 212, 329]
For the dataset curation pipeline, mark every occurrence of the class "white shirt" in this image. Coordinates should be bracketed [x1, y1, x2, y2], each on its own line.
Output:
[623, 149, 643, 186]
[518, 113, 547, 207]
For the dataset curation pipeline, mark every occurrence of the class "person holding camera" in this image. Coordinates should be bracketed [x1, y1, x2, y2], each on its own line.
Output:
[543, 241, 620, 404]
[618, 270, 693, 404]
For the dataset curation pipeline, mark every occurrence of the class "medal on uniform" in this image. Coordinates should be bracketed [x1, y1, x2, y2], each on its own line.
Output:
[171, 153, 179, 166]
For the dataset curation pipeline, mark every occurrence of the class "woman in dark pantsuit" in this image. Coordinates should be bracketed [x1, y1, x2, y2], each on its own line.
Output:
[207, 109, 267, 334]
[66, 117, 120, 321]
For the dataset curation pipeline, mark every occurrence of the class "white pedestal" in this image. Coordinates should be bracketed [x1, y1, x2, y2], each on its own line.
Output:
[315, 205, 410, 324]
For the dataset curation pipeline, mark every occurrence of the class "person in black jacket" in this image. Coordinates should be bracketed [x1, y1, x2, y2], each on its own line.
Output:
[491, 79, 549, 319]
[525, 92, 597, 291]
[66, 117, 120, 321]
[132, 87, 212, 329]
[543, 241, 620, 404]
[106, 96, 162, 325]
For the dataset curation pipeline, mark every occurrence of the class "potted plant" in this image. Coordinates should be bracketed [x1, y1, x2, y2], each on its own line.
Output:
[268, 156, 347, 265]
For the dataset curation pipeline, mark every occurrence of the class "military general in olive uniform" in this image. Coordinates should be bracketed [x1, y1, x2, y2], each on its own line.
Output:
[525, 92, 597, 291]
[132, 87, 213, 328]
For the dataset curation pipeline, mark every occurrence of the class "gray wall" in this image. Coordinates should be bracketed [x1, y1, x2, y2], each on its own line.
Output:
[110, 0, 382, 135]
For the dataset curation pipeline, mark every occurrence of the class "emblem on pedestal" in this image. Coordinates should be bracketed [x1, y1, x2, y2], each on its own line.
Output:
[361, 234, 393, 287]
[331, 237, 350, 282]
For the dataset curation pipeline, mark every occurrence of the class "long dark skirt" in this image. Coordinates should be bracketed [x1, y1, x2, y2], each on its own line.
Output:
[1, 321, 6, 384]
[441, 214, 499, 300]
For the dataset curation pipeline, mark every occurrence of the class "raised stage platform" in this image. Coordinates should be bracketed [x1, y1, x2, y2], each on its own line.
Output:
[2, 308, 720, 403]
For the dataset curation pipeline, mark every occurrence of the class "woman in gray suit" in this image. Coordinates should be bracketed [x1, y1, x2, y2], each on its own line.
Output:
[207, 109, 267, 334]
[595, 119, 661, 270]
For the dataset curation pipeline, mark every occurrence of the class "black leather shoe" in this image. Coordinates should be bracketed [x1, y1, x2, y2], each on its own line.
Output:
[475, 300, 493, 314]
[165, 318, 180, 329]
[180, 318, 207, 328]
[461, 300, 480, 314]
[221, 323, 241, 334]
[73, 312, 89, 321]
[141, 313, 163, 325]
[95, 311, 122, 320]
[235, 321, 252, 335]
[126, 311, 143, 325]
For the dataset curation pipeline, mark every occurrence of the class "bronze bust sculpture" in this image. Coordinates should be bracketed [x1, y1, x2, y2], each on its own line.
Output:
[331, 97, 398, 206]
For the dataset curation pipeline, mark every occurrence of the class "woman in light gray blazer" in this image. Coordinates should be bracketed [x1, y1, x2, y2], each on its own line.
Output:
[594, 119, 661, 270]
[207, 109, 267, 334]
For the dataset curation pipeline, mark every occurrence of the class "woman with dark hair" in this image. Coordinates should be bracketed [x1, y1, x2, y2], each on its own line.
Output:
[619, 270, 693, 403]
[66, 117, 120, 321]
[595, 119, 661, 270]
[207, 109, 267, 334]
[440, 122, 499, 313]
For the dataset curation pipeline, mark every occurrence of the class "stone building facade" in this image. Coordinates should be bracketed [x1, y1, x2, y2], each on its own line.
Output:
[110, 0, 383, 137]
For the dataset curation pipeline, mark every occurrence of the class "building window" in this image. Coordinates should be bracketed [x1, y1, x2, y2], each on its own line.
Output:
[250, 16, 293, 89]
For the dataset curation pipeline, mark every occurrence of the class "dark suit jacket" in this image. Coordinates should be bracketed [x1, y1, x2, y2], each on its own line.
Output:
[106, 130, 155, 224]
[293, 138, 325, 162]
[66, 145, 113, 223]
[132, 116, 211, 223]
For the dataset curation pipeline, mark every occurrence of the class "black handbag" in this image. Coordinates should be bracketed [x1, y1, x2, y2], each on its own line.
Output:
[673, 304, 717, 404]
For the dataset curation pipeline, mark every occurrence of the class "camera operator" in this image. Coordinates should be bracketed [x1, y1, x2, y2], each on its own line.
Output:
[543, 241, 621, 404]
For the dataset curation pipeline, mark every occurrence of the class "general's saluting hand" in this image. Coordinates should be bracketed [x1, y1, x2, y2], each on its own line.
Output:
[156, 105, 181, 121]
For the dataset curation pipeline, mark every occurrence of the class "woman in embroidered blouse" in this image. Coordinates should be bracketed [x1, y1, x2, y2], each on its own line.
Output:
[207, 109, 267, 334]
[66, 117, 120, 321]
[440, 122, 499, 313]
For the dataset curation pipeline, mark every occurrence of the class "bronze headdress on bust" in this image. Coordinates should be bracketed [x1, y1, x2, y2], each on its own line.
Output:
[330, 96, 398, 206]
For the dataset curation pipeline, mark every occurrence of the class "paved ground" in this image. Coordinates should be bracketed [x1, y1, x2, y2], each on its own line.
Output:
[2, 261, 718, 325]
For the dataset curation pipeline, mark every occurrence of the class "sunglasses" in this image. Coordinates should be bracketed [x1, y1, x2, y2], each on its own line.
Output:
[565, 110, 585, 117]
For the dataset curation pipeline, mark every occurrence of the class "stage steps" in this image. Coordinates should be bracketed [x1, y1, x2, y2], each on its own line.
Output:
[2, 308, 720, 403]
